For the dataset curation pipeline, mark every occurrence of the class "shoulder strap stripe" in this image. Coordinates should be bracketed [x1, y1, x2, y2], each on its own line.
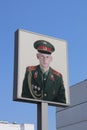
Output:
[27, 66, 37, 71]
[52, 69, 62, 77]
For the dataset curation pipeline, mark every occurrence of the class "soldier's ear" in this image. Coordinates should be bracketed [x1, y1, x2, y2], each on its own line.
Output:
[50, 55, 53, 62]
[36, 53, 39, 59]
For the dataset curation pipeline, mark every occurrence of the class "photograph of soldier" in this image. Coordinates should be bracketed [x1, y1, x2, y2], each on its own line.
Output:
[21, 40, 66, 103]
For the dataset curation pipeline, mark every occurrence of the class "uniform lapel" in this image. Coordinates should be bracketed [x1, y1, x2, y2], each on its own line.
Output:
[33, 65, 43, 87]
[45, 67, 54, 88]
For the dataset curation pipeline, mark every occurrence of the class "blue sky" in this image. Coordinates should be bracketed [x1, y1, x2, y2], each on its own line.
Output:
[0, 1, 87, 130]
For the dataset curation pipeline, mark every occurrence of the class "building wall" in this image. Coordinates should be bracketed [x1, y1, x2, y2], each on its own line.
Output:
[56, 79, 87, 130]
[0, 122, 34, 130]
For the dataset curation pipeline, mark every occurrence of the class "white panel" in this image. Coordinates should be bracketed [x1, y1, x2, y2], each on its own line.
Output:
[57, 121, 87, 130]
[0, 124, 20, 130]
[0, 123, 34, 130]
[56, 102, 87, 128]
[21, 124, 34, 130]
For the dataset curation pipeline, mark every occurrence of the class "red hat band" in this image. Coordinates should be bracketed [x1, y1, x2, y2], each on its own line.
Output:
[37, 45, 51, 52]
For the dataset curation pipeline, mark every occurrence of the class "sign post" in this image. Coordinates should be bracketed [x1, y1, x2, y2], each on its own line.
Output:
[37, 102, 48, 130]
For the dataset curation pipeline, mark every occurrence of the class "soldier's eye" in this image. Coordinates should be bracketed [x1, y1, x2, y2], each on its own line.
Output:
[41, 56, 44, 58]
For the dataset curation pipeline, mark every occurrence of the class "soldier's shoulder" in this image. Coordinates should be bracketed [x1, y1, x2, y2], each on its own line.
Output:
[27, 66, 37, 71]
[52, 69, 62, 78]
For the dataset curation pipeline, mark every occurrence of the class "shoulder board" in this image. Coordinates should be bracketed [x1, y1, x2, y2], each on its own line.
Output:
[52, 69, 62, 77]
[27, 66, 37, 71]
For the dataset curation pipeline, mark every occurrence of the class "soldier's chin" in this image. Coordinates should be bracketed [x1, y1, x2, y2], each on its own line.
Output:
[42, 63, 48, 67]
[42, 65, 49, 70]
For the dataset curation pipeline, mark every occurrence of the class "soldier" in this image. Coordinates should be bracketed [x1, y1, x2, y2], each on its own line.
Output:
[21, 40, 66, 103]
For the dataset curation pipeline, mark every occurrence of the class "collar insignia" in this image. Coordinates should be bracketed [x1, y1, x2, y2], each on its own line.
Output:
[50, 74, 54, 81]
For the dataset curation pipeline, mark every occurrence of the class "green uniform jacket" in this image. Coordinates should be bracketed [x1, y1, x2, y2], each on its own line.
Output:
[21, 65, 66, 103]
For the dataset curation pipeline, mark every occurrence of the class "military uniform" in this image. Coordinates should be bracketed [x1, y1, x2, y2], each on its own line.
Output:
[21, 65, 66, 103]
[21, 40, 66, 103]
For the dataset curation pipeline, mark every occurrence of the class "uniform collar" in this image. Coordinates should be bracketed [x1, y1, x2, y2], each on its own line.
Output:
[38, 65, 50, 75]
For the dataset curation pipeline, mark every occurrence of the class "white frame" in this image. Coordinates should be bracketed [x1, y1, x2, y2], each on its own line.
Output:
[13, 29, 70, 107]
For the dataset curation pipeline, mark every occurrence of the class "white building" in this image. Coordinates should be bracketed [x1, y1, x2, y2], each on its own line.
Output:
[56, 79, 87, 130]
[0, 121, 34, 130]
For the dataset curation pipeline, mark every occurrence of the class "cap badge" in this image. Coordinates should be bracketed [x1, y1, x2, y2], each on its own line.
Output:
[43, 46, 47, 50]
[43, 41, 47, 44]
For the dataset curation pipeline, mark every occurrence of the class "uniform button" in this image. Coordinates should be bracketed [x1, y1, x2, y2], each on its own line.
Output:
[37, 87, 40, 91]
[44, 93, 47, 96]
[34, 90, 37, 94]
[34, 86, 37, 89]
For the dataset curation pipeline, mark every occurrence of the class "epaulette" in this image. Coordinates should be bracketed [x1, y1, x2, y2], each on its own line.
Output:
[27, 66, 37, 71]
[52, 69, 62, 78]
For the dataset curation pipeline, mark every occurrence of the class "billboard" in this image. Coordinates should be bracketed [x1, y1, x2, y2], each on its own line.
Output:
[13, 29, 70, 107]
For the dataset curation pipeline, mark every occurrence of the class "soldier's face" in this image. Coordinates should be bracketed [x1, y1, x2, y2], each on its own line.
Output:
[37, 53, 52, 69]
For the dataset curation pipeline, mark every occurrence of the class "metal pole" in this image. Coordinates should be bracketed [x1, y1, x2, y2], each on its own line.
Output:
[37, 102, 48, 130]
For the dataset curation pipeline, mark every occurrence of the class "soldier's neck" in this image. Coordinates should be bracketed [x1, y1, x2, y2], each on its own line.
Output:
[40, 65, 49, 73]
